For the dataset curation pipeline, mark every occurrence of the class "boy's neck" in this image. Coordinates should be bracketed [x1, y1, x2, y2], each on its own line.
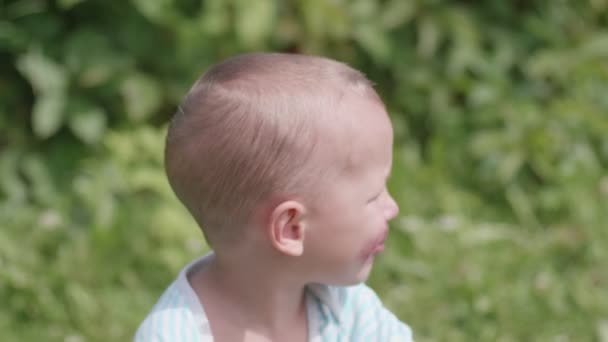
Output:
[190, 252, 309, 338]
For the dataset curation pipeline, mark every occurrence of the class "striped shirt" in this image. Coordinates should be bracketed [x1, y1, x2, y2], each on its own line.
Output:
[135, 255, 413, 341]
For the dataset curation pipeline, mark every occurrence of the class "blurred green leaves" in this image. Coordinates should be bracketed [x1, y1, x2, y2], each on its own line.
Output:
[121, 73, 162, 122]
[16, 49, 67, 94]
[2, 0, 608, 341]
[64, 29, 132, 88]
[67, 101, 106, 144]
[16, 49, 68, 138]
[234, 0, 276, 48]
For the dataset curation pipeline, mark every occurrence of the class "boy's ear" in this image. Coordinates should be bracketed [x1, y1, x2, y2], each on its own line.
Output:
[268, 200, 306, 256]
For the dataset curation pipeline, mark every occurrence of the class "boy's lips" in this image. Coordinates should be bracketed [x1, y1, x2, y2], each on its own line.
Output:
[364, 229, 389, 259]
[373, 229, 389, 252]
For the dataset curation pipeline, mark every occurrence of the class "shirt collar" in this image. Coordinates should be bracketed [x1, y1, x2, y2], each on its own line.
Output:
[306, 283, 342, 323]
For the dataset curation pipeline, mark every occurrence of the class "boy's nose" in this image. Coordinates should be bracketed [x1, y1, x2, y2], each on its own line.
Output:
[384, 191, 399, 221]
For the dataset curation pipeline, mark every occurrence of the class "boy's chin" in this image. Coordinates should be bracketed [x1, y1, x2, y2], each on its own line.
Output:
[353, 259, 375, 283]
[320, 261, 374, 287]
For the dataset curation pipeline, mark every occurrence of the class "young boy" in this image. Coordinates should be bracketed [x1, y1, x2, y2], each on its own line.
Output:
[135, 53, 414, 341]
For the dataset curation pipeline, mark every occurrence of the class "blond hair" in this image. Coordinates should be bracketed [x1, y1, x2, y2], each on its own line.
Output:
[165, 53, 379, 247]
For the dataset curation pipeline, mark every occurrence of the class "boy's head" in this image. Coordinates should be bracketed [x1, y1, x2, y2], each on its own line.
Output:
[166, 53, 398, 285]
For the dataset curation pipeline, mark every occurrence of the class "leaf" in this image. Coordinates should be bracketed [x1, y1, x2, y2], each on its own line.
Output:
[0, 150, 27, 203]
[581, 33, 608, 58]
[417, 16, 441, 58]
[300, 0, 329, 38]
[68, 103, 107, 144]
[526, 51, 572, 79]
[380, 0, 417, 29]
[234, 0, 276, 48]
[58, 0, 86, 10]
[32, 92, 66, 138]
[17, 50, 69, 138]
[64, 29, 132, 87]
[22, 154, 57, 204]
[446, 9, 482, 76]
[354, 23, 391, 64]
[0, 20, 28, 50]
[200, 0, 229, 35]
[131, 0, 175, 24]
[598, 320, 608, 342]
[121, 73, 162, 122]
[16, 50, 68, 94]
[350, 0, 378, 21]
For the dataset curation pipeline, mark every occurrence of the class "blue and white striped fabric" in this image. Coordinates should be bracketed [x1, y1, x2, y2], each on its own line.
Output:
[135, 255, 413, 341]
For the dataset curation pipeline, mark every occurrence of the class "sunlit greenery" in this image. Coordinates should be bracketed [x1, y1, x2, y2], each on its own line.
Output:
[2, 1, 607, 341]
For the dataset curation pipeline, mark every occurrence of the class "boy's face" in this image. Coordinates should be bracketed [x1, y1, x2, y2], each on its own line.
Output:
[302, 93, 399, 286]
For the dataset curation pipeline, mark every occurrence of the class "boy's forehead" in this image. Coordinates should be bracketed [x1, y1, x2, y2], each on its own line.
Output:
[313, 94, 392, 172]
[337, 93, 392, 146]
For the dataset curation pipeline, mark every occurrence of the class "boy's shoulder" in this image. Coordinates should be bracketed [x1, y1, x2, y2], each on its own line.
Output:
[134, 279, 211, 341]
[134, 257, 214, 341]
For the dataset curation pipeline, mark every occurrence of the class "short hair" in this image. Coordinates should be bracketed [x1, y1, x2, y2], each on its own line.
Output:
[165, 53, 379, 247]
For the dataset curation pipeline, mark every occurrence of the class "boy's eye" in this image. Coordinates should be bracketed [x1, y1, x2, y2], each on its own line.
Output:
[368, 192, 382, 203]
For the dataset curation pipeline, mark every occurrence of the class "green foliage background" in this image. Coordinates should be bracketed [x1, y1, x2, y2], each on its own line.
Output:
[2, 0, 607, 341]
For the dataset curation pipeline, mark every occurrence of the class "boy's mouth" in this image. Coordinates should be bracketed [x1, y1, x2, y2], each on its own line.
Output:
[363, 229, 389, 259]
[372, 229, 388, 253]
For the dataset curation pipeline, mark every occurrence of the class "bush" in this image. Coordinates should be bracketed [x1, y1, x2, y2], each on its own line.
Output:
[2, 0, 607, 340]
